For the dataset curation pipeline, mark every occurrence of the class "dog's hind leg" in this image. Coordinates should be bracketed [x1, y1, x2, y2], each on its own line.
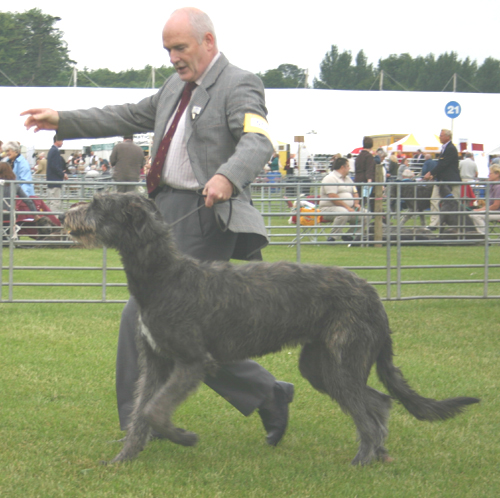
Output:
[144, 360, 205, 447]
[365, 387, 392, 462]
[300, 342, 390, 466]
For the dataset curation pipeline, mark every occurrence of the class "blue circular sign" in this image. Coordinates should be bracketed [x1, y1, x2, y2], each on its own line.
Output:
[445, 101, 461, 119]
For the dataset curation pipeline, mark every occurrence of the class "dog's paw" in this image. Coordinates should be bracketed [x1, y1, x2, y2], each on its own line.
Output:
[107, 451, 136, 464]
[166, 427, 199, 447]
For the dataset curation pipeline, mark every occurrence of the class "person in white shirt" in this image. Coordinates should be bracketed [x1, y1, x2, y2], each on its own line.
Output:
[459, 152, 478, 182]
[319, 157, 362, 241]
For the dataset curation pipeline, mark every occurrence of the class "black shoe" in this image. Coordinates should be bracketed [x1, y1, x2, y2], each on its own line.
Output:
[326, 237, 335, 242]
[258, 381, 294, 446]
[425, 226, 437, 232]
[341, 235, 354, 242]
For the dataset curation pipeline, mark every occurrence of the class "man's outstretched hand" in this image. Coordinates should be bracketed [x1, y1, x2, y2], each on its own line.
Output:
[21, 108, 60, 133]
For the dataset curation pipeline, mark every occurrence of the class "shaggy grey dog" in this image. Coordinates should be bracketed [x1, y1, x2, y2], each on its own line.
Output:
[64, 193, 479, 466]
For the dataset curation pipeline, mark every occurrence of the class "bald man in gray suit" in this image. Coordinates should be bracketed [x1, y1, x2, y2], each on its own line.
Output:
[22, 7, 293, 447]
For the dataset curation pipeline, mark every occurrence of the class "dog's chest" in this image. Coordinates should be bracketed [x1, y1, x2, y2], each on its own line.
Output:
[138, 314, 160, 352]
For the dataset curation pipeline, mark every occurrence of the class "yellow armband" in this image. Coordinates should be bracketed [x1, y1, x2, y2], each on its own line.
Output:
[243, 113, 272, 142]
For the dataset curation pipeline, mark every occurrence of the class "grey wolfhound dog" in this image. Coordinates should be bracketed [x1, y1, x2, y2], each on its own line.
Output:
[64, 193, 479, 466]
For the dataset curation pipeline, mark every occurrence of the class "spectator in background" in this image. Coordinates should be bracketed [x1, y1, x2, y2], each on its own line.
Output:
[413, 149, 425, 169]
[354, 140, 374, 185]
[34, 153, 47, 175]
[387, 152, 399, 179]
[99, 157, 110, 171]
[268, 152, 280, 172]
[420, 154, 436, 177]
[470, 165, 500, 234]
[2, 141, 34, 196]
[110, 136, 146, 193]
[459, 152, 478, 182]
[0, 162, 39, 221]
[87, 148, 98, 169]
[354, 136, 375, 192]
[423, 129, 461, 229]
[397, 157, 411, 180]
[401, 168, 415, 180]
[319, 157, 362, 241]
[46, 136, 68, 211]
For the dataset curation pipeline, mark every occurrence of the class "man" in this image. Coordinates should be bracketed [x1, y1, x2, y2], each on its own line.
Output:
[354, 136, 375, 211]
[35, 153, 47, 175]
[459, 152, 478, 182]
[420, 153, 436, 177]
[22, 7, 293, 446]
[320, 157, 361, 241]
[423, 129, 461, 229]
[109, 136, 145, 192]
[46, 136, 68, 212]
[412, 149, 425, 170]
[374, 148, 387, 181]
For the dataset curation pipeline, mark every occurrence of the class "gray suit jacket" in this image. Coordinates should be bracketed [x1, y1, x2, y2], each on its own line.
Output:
[57, 53, 272, 258]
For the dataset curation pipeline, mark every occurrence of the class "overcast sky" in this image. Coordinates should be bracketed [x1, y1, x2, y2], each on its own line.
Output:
[10, 0, 500, 84]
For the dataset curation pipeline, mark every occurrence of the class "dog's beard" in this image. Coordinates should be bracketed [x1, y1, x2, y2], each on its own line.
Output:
[68, 232, 100, 248]
[64, 211, 100, 248]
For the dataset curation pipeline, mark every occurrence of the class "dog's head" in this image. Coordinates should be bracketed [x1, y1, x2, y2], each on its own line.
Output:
[63, 193, 164, 249]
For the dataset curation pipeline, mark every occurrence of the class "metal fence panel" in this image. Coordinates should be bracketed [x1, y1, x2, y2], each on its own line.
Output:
[2, 178, 499, 303]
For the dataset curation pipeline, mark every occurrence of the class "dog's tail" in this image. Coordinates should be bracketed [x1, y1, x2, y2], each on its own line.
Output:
[376, 336, 479, 421]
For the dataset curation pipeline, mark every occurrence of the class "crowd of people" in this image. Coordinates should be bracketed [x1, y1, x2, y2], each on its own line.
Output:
[312, 132, 500, 239]
[0, 137, 152, 212]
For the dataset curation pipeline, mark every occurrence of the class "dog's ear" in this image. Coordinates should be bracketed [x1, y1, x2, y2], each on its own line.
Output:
[124, 200, 151, 237]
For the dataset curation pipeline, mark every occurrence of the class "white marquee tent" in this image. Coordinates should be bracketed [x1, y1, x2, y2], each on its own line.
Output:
[2, 86, 498, 176]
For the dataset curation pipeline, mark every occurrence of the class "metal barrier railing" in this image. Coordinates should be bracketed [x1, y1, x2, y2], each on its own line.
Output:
[2, 179, 499, 303]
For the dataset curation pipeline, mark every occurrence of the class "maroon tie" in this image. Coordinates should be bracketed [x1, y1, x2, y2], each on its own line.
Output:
[147, 81, 197, 197]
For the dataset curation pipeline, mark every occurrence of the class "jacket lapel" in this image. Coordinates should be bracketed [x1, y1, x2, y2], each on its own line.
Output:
[184, 53, 229, 143]
[151, 79, 185, 159]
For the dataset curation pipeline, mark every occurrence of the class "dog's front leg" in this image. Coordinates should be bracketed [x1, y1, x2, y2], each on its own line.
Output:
[109, 348, 174, 463]
[144, 360, 205, 447]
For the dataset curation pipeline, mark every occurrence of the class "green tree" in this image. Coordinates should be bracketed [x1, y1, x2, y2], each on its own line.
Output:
[257, 63, 308, 88]
[353, 50, 374, 89]
[314, 46, 374, 89]
[0, 9, 74, 86]
[475, 57, 500, 93]
[76, 65, 176, 88]
[377, 53, 419, 90]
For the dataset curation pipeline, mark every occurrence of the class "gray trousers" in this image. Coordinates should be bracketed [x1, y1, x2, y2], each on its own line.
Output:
[116, 187, 275, 430]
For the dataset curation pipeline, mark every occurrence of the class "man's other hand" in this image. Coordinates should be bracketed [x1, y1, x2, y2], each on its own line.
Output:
[202, 174, 234, 208]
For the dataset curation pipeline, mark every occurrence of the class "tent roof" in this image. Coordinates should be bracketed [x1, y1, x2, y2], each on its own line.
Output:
[385, 133, 442, 153]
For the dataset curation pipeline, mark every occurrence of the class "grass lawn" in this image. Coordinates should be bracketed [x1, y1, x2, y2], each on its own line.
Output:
[0, 245, 499, 497]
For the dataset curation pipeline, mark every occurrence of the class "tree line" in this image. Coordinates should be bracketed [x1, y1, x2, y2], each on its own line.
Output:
[259, 47, 500, 93]
[1, 9, 499, 93]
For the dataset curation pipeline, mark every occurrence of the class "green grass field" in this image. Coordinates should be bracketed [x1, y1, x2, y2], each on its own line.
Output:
[1, 245, 499, 497]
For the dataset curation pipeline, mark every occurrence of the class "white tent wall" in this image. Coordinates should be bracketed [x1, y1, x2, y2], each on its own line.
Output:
[2, 86, 499, 176]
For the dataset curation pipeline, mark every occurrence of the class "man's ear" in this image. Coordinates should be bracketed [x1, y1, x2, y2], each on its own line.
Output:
[203, 32, 215, 51]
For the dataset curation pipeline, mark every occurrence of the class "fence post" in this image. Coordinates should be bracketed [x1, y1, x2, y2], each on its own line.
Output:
[374, 164, 384, 247]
